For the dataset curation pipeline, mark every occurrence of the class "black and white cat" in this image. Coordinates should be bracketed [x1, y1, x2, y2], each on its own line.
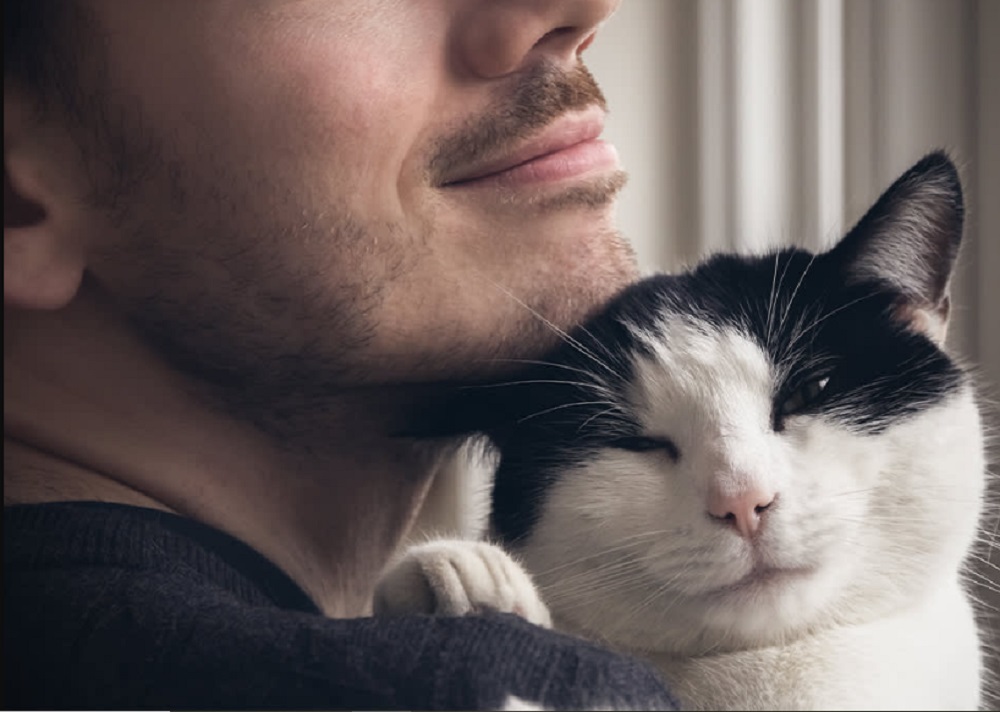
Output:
[376, 152, 988, 710]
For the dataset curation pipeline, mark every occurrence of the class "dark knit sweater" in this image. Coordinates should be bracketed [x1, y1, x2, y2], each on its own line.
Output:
[3, 501, 678, 710]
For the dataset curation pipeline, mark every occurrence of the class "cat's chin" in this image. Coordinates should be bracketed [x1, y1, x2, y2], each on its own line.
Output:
[680, 563, 840, 647]
[565, 564, 835, 656]
[690, 566, 826, 648]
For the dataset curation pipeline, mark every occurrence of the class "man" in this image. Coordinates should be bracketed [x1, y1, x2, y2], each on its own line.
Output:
[4, 1, 676, 708]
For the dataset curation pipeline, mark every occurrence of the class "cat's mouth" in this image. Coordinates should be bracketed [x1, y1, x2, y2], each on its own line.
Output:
[713, 565, 814, 596]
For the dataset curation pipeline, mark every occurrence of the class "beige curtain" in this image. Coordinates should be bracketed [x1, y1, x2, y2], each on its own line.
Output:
[589, 0, 999, 675]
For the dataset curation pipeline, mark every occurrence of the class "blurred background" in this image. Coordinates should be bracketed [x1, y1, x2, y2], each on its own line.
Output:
[587, 0, 998, 683]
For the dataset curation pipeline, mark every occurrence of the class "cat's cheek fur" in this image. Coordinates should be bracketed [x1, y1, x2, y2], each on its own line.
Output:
[859, 386, 984, 583]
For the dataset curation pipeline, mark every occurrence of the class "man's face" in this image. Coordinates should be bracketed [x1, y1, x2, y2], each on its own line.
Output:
[57, 1, 635, 411]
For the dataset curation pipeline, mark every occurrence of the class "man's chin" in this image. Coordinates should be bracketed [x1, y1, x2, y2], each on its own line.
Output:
[459, 248, 637, 378]
[520, 170, 629, 212]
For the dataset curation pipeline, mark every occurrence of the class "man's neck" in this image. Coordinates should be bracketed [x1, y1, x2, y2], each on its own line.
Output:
[3, 294, 449, 617]
[4, 438, 177, 512]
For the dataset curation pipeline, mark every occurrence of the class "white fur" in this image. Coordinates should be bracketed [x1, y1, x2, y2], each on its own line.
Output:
[501, 694, 547, 711]
[406, 436, 496, 543]
[378, 318, 986, 710]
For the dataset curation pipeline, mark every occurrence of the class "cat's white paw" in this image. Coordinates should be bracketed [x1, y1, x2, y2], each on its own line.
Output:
[374, 539, 552, 628]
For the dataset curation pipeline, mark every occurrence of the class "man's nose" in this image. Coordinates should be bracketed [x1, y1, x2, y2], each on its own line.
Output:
[451, 0, 621, 79]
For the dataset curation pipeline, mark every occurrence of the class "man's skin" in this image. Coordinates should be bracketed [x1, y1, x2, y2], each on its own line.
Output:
[4, 0, 637, 618]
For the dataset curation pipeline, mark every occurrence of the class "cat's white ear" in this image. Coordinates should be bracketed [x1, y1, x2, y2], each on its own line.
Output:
[831, 151, 964, 345]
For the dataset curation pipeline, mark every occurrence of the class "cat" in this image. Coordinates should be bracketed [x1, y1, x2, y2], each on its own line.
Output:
[376, 151, 989, 711]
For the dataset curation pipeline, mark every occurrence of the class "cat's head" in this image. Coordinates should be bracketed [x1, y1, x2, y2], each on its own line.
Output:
[485, 151, 985, 654]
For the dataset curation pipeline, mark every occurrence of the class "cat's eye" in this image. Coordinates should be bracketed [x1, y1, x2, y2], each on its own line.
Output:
[610, 435, 680, 461]
[779, 376, 831, 416]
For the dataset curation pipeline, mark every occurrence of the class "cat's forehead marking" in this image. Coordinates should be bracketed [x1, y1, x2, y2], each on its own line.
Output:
[628, 313, 771, 383]
[624, 313, 774, 429]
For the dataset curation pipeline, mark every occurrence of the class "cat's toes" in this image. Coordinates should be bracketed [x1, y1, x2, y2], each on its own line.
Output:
[374, 539, 552, 628]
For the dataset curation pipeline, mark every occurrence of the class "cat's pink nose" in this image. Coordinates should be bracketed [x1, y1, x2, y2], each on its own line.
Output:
[707, 486, 777, 539]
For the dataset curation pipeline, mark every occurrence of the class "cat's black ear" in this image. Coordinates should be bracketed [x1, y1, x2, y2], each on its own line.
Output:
[831, 150, 964, 344]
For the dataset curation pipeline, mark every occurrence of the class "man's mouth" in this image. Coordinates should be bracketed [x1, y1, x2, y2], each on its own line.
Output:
[440, 106, 620, 189]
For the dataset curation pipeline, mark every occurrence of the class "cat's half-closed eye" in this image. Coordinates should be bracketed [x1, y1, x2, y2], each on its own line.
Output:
[608, 435, 681, 461]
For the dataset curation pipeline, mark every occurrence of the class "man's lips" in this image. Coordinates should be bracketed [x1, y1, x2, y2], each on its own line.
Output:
[441, 107, 619, 187]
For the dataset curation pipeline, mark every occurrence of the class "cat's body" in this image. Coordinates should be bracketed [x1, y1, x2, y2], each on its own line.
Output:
[377, 152, 988, 710]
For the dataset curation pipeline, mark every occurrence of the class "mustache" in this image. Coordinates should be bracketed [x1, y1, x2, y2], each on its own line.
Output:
[428, 63, 608, 185]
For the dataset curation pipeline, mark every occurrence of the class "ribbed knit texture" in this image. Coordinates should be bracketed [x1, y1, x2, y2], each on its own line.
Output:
[4, 502, 679, 710]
